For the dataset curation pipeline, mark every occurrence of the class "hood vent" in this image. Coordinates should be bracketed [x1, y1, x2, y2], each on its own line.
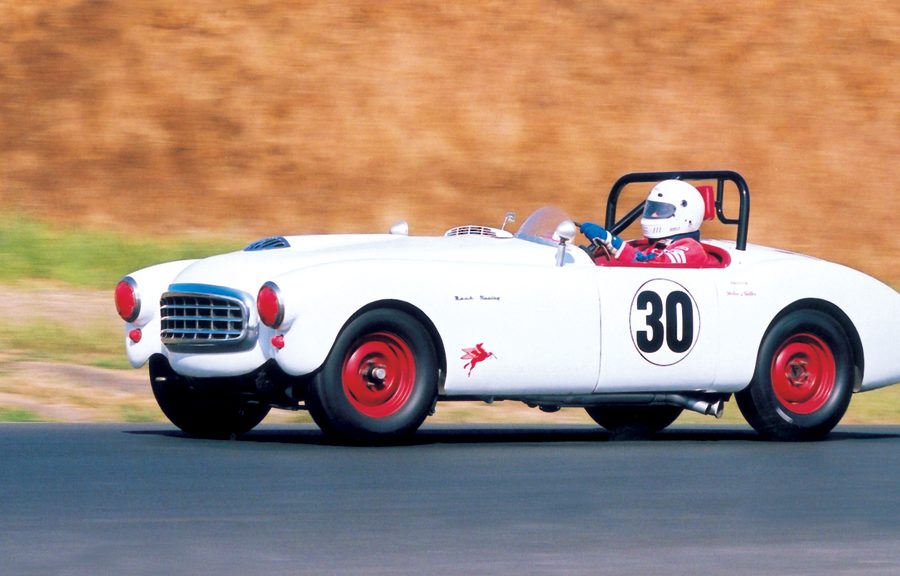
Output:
[244, 236, 291, 251]
[445, 226, 513, 238]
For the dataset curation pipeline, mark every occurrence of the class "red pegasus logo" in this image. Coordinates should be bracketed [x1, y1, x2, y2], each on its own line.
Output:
[461, 343, 496, 377]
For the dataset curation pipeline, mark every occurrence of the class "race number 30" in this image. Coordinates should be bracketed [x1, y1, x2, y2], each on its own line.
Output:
[629, 279, 700, 366]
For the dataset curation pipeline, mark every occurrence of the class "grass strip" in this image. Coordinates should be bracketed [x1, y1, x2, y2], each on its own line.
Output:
[0, 214, 241, 289]
[0, 319, 128, 369]
[0, 407, 43, 422]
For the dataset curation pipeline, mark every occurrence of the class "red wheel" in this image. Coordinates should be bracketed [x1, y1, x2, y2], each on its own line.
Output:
[307, 309, 438, 442]
[341, 332, 416, 419]
[736, 310, 854, 441]
[770, 333, 835, 415]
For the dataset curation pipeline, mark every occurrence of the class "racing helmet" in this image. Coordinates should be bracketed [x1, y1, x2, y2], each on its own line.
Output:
[640, 179, 705, 239]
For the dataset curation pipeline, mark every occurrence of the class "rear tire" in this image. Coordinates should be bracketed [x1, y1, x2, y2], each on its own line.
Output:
[306, 309, 438, 443]
[149, 356, 270, 439]
[585, 405, 683, 439]
[735, 310, 854, 441]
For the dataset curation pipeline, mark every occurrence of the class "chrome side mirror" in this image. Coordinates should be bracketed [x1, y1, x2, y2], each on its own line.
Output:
[554, 220, 576, 267]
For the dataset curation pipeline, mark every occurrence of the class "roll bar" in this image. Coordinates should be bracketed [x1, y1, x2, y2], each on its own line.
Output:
[604, 170, 751, 251]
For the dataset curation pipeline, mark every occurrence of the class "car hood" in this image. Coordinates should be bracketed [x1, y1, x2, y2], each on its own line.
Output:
[169, 233, 563, 295]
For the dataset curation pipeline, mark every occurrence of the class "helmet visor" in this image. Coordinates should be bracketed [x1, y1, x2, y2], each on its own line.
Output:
[643, 200, 676, 220]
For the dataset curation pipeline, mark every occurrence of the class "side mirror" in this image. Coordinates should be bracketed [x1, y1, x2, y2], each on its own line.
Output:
[554, 220, 577, 267]
[555, 220, 576, 243]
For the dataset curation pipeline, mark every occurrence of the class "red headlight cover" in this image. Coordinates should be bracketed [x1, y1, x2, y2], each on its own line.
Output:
[115, 278, 140, 322]
[257, 282, 284, 328]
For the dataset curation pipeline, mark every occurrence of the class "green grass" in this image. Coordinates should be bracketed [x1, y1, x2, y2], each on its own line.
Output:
[118, 405, 163, 423]
[844, 385, 900, 424]
[0, 408, 43, 422]
[0, 214, 241, 289]
[0, 319, 128, 369]
[0, 214, 242, 370]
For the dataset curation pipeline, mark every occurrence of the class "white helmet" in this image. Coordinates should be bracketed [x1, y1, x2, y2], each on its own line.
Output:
[640, 179, 705, 239]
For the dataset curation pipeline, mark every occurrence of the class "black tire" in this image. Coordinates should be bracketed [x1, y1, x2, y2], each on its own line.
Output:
[585, 405, 683, 439]
[149, 356, 270, 439]
[735, 309, 854, 441]
[306, 309, 438, 443]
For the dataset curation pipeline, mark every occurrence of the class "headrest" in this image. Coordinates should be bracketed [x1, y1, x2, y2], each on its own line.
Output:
[696, 185, 716, 221]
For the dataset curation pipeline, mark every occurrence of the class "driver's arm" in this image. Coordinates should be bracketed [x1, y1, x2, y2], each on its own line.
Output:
[579, 222, 625, 258]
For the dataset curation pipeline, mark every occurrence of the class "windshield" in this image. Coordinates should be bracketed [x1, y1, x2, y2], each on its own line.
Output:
[514, 206, 573, 246]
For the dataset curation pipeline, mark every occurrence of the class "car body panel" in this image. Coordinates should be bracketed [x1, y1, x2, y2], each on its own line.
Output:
[121, 231, 900, 396]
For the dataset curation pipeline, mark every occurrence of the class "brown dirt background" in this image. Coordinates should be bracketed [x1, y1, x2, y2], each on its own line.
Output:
[1, 1, 898, 286]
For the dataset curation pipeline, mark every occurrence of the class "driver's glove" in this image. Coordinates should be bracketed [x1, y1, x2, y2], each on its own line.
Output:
[580, 222, 624, 255]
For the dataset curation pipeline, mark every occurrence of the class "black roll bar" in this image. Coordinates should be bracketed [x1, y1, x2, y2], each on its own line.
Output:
[604, 170, 751, 251]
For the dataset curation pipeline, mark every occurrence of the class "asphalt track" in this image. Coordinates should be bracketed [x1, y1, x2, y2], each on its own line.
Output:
[1, 423, 897, 576]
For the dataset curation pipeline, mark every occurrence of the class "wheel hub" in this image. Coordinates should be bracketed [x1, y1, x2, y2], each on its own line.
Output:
[364, 363, 388, 390]
[341, 331, 416, 419]
[785, 358, 810, 387]
[770, 332, 836, 415]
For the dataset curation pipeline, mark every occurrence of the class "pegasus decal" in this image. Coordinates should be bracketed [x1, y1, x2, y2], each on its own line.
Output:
[461, 343, 496, 377]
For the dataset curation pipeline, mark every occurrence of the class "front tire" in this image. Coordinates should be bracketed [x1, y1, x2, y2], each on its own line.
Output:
[306, 309, 439, 443]
[585, 405, 683, 439]
[149, 356, 270, 439]
[735, 310, 854, 441]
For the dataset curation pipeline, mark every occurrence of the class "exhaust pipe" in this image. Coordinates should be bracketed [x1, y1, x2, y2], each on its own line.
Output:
[663, 394, 724, 418]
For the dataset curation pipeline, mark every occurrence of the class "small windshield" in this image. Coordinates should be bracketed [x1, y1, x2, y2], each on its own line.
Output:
[643, 200, 676, 220]
[514, 206, 572, 246]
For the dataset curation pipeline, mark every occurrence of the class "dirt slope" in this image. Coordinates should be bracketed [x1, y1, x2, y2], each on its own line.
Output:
[1, 1, 897, 284]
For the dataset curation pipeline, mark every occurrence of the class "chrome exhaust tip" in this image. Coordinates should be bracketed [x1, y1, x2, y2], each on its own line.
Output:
[663, 394, 725, 419]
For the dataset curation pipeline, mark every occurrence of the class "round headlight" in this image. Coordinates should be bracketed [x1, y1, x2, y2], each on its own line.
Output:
[115, 277, 141, 322]
[257, 282, 284, 329]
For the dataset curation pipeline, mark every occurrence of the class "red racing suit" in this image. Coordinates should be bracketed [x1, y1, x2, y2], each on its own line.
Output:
[611, 236, 708, 267]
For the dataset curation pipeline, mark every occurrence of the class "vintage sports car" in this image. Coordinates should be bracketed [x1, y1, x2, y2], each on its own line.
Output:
[115, 170, 900, 442]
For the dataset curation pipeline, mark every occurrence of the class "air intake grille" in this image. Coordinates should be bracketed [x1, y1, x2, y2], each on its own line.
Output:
[160, 290, 249, 349]
[244, 236, 290, 251]
[445, 226, 497, 237]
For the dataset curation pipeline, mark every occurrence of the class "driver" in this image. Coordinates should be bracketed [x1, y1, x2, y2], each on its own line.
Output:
[580, 179, 708, 266]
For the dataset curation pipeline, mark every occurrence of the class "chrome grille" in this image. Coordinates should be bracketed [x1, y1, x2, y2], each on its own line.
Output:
[160, 285, 255, 351]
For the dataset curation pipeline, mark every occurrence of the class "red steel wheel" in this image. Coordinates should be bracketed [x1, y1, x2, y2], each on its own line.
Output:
[770, 333, 836, 415]
[306, 309, 439, 443]
[736, 309, 854, 441]
[341, 331, 417, 419]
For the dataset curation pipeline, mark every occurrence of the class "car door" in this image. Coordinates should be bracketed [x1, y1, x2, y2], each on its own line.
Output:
[437, 257, 602, 396]
[593, 266, 722, 393]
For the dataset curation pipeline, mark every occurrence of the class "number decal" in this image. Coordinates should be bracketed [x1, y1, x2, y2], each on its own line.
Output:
[630, 280, 700, 366]
[665, 290, 694, 354]
[635, 291, 664, 353]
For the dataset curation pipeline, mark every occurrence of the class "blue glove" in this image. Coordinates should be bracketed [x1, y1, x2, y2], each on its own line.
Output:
[579, 222, 624, 253]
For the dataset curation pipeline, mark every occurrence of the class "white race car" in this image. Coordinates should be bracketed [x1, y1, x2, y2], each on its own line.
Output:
[115, 171, 900, 442]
